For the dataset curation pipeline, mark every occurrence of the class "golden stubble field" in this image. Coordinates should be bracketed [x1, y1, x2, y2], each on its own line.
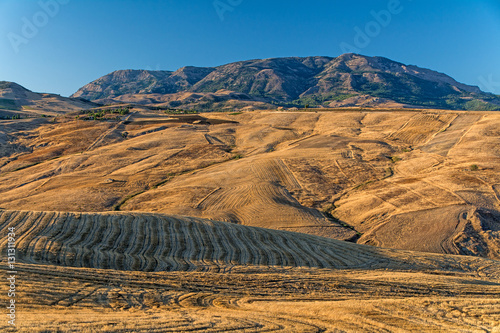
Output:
[2, 263, 500, 332]
[1, 109, 500, 331]
[1, 210, 500, 332]
[0, 109, 498, 258]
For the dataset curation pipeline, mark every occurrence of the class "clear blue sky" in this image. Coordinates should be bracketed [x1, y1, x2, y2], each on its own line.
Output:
[1, 0, 499, 97]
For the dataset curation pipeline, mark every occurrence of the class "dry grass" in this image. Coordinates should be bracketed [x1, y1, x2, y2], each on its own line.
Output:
[1, 107, 500, 332]
[1, 209, 500, 331]
[4, 210, 496, 273]
[1, 260, 499, 332]
[0, 110, 499, 259]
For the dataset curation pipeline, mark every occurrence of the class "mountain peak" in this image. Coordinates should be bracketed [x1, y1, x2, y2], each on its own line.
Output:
[70, 54, 499, 111]
[0, 81, 98, 114]
[0, 81, 31, 92]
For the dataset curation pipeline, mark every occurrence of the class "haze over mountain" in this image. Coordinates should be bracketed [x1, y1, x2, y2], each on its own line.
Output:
[72, 54, 500, 111]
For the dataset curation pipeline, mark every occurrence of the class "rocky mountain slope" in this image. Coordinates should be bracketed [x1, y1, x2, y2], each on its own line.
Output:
[72, 54, 500, 111]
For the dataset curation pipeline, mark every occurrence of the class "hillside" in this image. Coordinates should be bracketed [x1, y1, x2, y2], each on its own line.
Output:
[0, 81, 97, 118]
[1, 210, 500, 332]
[5, 209, 495, 273]
[1, 103, 499, 332]
[0, 109, 498, 260]
[71, 54, 500, 111]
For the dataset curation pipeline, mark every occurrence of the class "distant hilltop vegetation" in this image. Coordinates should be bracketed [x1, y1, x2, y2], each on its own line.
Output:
[71, 53, 500, 111]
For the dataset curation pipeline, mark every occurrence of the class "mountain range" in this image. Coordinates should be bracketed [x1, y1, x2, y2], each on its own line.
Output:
[71, 53, 500, 111]
[2, 54, 500, 332]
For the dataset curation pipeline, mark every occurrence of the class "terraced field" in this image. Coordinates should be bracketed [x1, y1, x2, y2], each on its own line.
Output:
[1, 210, 500, 332]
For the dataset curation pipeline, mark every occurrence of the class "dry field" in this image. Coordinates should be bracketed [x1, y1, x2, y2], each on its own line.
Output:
[0, 109, 498, 258]
[1, 109, 500, 331]
[1, 210, 500, 332]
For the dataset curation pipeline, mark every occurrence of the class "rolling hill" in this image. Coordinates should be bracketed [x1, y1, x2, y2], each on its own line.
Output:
[0, 109, 498, 260]
[1, 209, 499, 332]
[2, 61, 500, 331]
[5, 209, 496, 273]
[71, 54, 500, 111]
[0, 81, 97, 118]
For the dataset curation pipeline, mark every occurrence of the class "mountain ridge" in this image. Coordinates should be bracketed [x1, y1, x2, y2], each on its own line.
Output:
[0, 80, 97, 116]
[71, 54, 500, 111]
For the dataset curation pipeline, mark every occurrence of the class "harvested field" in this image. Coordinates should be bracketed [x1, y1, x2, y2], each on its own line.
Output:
[421, 114, 483, 156]
[1, 209, 476, 273]
[0, 110, 499, 258]
[388, 113, 456, 145]
[2, 263, 500, 332]
[1, 109, 500, 332]
[1, 210, 500, 332]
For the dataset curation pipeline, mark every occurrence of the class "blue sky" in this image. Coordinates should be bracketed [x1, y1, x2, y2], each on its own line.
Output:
[1, 0, 499, 97]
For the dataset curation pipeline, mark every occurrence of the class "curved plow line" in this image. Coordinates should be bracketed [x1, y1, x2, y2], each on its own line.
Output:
[87, 215, 109, 269]
[56, 213, 93, 267]
[140, 215, 159, 271]
[0, 210, 23, 232]
[203, 184, 256, 211]
[160, 217, 181, 271]
[202, 219, 230, 272]
[3, 211, 40, 249]
[130, 215, 152, 271]
[170, 217, 189, 271]
[221, 222, 245, 268]
[181, 219, 199, 272]
[189, 219, 214, 271]
[60, 217, 87, 266]
[90, 215, 116, 270]
[269, 231, 305, 267]
[111, 215, 133, 270]
[212, 223, 238, 270]
[316, 240, 365, 268]
[292, 237, 327, 269]
[150, 216, 167, 271]
[194, 187, 221, 209]
[286, 236, 318, 268]
[113, 215, 135, 270]
[9, 211, 494, 275]
[28, 212, 66, 264]
[248, 227, 278, 267]
[226, 223, 252, 266]
[250, 159, 280, 183]
[48, 213, 82, 266]
[259, 229, 290, 267]
[309, 241, 349, 269]
[75, 214, 102, 268]
[69, 213, 94, 268]
[133, 215, 155, 271]
[245, 229, 271, 266]
[192, 222, 219, 271]
[126, 215, 147, 271]
[33, 213, 79, 266]
[5, 211, 49, 259]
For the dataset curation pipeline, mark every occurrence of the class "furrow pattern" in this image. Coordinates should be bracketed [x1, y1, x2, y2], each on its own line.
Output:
[1, 210, 499, 277]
